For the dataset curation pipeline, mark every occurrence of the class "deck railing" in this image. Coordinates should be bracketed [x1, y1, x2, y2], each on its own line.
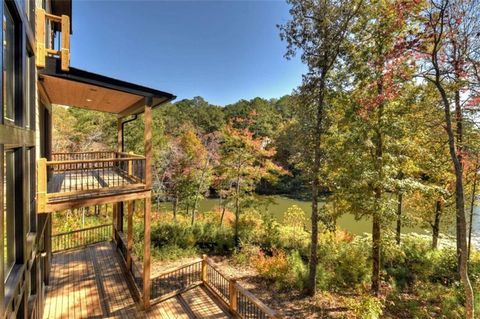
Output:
[37, 151, 146, 212]
[149, 255, 279, 318]
[51, 151, 116, 161]
[117, 232, 144, 294]
[150, 261, 202, 301]
[51, 224, 111, 252]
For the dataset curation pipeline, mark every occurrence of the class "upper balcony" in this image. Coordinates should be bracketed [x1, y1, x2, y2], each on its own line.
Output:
[36, 56, 176, 213]
[37, 151, 149, 212]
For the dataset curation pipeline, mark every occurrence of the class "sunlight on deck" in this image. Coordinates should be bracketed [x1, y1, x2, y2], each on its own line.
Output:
[42, 242, 232, 319]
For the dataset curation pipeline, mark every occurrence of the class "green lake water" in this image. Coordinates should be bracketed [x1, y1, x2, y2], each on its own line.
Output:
[158, 195, 432, 236]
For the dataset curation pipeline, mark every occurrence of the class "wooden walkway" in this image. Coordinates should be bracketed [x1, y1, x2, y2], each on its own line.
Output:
[43, 242, 233, 319]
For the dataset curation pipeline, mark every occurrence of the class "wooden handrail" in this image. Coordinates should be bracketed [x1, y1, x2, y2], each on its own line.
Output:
[52, 223, 112, 237]
[46, 157, 145, 165]
[52, 151, 116, 155]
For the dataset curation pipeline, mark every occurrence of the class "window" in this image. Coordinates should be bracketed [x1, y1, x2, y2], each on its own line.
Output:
[25, 54, 35, 129]
[4, 150, 15, 280]
[27, 148, 35, 233]
[3, 5, 15, 124]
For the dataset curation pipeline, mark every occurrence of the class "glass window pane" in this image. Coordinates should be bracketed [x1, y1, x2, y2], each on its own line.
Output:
[25, 55, 33, 128]
[3, 6, 15, 123]
[4, 150, 15, 280]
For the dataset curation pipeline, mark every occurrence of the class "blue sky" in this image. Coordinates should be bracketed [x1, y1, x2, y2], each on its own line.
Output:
[70, 0, 306, 106]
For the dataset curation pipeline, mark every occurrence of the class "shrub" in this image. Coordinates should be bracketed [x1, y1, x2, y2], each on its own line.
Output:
[330, 239, 370, 289]
[254, 249, 307, 290]
[232, 244, 262, 266]
[346, 294, 383, 319]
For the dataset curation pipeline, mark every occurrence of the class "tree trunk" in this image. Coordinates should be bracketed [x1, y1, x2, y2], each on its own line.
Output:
[434, 71, 474, 318]
[396, 193, 403, 245]
[432, 200, 441, 249]
[307, 75, 326, 297]
[234, 175, 241, 248]
[371, 54, 384, 296]
[173, 195, 178, 221]
[371, 210, 381, 295]
[192, 156, 210, 225]
[219, 198, 226, 227]
[468, 169, 477, 259]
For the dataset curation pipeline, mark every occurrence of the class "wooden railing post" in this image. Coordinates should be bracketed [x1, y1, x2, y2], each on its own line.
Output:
[37, 158, 47, 213]
[201, 255, 208, 283]
[35, 8, 46, 68]
[60, 14, 70, 71]
[229, 279, 237, 312]
[128, 152, 133, 176]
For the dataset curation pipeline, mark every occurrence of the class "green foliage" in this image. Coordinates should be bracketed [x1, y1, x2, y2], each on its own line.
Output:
[346, 294, 383, 319]
[253, 249, 307, 290]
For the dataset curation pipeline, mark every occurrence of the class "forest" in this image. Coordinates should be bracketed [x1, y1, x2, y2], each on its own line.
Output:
[52, 0, 480, 318]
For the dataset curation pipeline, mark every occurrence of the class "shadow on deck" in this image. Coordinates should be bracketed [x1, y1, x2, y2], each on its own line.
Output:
[43, 242, 232, 319]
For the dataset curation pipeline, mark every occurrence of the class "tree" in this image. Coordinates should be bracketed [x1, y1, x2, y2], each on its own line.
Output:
[279, 0, 362, 296]
[218, 122, 285, 246]
[417, 0, 480, 315]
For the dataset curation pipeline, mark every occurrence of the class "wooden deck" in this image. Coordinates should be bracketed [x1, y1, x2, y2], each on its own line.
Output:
[43, 242, 233, 319]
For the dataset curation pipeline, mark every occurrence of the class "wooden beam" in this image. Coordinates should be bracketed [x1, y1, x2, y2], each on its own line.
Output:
[0, 124, 35, 146]
[117, 99, 147, 119]
[144, 102, 152, 189]
[117, 119, 123, 153]
[44, 190, 151, 212]
[143, 98, 153, 308]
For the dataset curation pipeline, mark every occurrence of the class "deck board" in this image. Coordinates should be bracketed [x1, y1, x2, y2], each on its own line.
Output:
[43, 242, 233, 319]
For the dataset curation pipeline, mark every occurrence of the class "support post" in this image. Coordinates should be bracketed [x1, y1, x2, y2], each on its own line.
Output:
[201, 254, 208, 283]
[142, 99, 153, 309]
[127, 200, 134, 271]
[229, 279, 237, 312]
[37, 158, 47, 213]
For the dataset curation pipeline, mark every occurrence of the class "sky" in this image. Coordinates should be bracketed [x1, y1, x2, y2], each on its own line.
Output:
[70, 0, 306, 106]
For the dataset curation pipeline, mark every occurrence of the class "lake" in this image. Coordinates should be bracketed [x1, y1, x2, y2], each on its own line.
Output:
[158, 195, 437, 236]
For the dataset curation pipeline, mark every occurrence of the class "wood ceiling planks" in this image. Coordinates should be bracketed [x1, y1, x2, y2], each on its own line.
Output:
[40, 75, 143, 114]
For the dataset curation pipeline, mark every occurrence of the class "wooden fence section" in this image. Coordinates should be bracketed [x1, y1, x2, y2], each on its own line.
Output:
[51, 224, 111, 252]
[149, 255, 279, 319]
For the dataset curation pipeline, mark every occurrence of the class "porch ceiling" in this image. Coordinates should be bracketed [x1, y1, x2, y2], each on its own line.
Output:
[40, 75, 144, 114]
[38, 57, 176, 117]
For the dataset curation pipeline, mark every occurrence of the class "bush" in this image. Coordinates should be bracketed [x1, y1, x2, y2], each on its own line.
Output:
[254, 249, 307, 290]
[232, 244, 262, 266]
[346, 294, 383, 319]
[330, 238, 370, 289]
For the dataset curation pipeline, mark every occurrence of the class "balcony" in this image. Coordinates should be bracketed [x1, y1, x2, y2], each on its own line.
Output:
[37, 151, 150, 212]
[43, 227, 279, 319]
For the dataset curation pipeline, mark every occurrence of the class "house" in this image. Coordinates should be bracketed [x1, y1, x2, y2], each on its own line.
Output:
[0, 0, 278, 318]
